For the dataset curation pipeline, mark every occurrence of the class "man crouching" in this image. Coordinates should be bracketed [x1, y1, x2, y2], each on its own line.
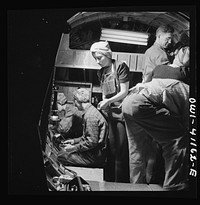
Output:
[57, 88, 108, 168]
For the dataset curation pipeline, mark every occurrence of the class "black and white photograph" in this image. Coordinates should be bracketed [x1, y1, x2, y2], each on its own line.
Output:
[8, 5, 197, 198]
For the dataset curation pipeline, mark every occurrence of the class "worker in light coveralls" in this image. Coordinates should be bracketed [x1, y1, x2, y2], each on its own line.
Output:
[122, 45, 190, 191]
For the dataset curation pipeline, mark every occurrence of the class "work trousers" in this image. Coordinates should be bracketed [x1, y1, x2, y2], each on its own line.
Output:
[57, 148, 106, 168]
[122, 93, 189, 190]
[103, 107, 130, 183]
[123, 116, 165, 184]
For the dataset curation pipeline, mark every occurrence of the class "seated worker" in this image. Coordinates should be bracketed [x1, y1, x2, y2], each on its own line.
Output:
[57, 92, 83, 139]
[56, 88, 109, 168]
[122, 45, 190, 191]
[49, 92, 83, 139]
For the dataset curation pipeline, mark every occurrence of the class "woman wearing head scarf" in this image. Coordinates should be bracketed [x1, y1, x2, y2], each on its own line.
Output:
[90, 41, 130, 182]
[122, 45, 190, 190]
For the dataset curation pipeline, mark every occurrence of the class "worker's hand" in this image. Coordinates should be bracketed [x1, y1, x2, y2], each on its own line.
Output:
[63, 144, 76, 153]
[62, 139, 75, 145]
[98, 137, 104, 144]
[97, 99, 110, 110]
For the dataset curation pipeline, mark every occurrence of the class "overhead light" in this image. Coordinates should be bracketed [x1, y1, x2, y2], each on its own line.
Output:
[100, 28, 149, 46]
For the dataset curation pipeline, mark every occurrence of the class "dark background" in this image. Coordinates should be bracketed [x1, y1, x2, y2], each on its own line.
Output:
[8, 8, 78, 194]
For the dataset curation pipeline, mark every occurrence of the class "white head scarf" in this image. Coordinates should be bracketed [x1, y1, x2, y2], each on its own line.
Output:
[90, 41, 112, 59]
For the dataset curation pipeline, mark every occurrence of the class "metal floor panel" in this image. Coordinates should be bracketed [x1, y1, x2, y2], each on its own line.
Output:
[66, 166, 164, 191]
[88, 180, 153, 191]
[67, 166, 104, 182]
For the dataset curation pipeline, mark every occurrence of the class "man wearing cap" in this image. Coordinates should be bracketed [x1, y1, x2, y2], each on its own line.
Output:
[56, 88, 108, 168]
